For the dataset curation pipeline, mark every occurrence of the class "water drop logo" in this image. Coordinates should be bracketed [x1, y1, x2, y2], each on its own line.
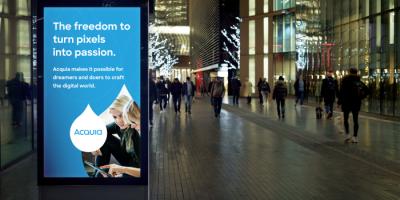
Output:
[70, 105, 107, 152]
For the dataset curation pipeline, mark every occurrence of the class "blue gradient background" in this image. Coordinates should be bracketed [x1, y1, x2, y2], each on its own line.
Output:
[44, 8, 140, 177]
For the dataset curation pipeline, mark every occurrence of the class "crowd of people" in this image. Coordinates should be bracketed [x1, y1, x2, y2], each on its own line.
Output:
[149, 68, 369, 144]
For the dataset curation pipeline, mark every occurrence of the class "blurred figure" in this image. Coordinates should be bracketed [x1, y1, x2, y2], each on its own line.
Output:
[156, 76, 168, 112]
[259, 78, 270, 105]
[257, 78, 263, 104]
[338, 68, 369, 143]
[272, 76, 288, 119]
[170, 78, 183, 114]
[294, 75, 305, 106]
[166, 78, 172, 103]
[6, 72, 30, 127]
[182, 77, 195, 114]
[211, 78, 225, 118]
[243, 78, 253, 104]
[149, 77, 157, 127]
[321, 70, 339, 119]
[231, 76, 241, 105]
[208, 78, 216, 105]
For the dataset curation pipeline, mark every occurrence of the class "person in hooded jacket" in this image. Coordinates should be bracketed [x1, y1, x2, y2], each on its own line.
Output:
[337, 68, 369, 143]
[272, 76, 288, 119]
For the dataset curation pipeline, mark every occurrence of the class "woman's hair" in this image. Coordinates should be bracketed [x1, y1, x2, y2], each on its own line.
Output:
[109, 95, 131, 113]
[123, 99, 141, 126]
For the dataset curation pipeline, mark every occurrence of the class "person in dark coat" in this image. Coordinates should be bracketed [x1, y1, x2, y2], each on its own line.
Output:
[337, 68, 368, 143]
[231, 76, 242, 105]
[182, 77, 195, 114]
[320, 70, 339, 119]
[170, 78, 183, 113]
[257, 78, 263, 104]
[6, 72, 30, 127]
[166, 78, 172, 103]
[294, 75, 305, 106]
[272, 76, 288, 119]
[156, 76, 168, 112]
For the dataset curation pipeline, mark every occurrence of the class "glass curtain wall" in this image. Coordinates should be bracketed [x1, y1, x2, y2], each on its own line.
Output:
[318, 0, 400, 117]
[0, 0, 34, 169]
[273, 13, 296, 94]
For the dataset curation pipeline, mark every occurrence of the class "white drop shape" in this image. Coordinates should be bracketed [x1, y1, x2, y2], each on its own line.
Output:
[70, 105, 107, 152]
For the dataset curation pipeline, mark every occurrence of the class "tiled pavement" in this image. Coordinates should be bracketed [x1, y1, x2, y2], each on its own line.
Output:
[149, 96, 400, 200]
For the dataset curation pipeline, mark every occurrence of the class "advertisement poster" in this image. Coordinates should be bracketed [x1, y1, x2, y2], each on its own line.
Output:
[42, 7, 146, 183]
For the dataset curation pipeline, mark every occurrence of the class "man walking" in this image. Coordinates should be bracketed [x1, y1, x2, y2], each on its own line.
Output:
[6, 72, 30, 127]
[170, 78, 183, 114]
[272, 76, 288, 119]
[182, 77, 195, 114]
[231, 76, 241, 105]
[211, 78, 225, 118]
[320, 70, 339, 119]
[338, 68, 369, 143]
[156, 76, 168, 112]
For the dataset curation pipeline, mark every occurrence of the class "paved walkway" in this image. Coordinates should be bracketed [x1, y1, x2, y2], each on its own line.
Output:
[149, 96, 400, 200]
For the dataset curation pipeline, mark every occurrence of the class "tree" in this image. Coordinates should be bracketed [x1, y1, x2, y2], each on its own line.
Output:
[221, 17, 241, 70]
[149, 23, 179, 76]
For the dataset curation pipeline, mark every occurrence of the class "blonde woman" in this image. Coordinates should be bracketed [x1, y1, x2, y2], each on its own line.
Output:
[96, 95, 141, 178]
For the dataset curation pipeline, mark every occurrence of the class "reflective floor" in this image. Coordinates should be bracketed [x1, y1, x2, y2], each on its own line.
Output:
[149, 96, 400, 199]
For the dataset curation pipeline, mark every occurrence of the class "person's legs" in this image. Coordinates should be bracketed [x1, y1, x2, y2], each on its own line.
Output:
[172, 95, 178, 112]
[216, 97, 222, 115]
[276, 99, 281, 118]
[149, 99, 153, 126]
[187, 96, 192, 113]
[162, 96, 167, 109]
[177, 96, 181, 112]
[259, 91, 263, 104]
[300, 91, 304, 105]
[343, 109, 350, 136]
[247, 96, 251, 104]
[281, 99, 285, 118]
[352, 110, 359, 137]
[158, 96, 163, 111]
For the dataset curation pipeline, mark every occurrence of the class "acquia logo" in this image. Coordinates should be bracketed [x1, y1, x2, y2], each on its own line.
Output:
[70, 105, 107, 152]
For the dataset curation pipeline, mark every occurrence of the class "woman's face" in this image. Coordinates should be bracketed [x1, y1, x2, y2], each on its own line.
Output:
[110, 109, 128, 129]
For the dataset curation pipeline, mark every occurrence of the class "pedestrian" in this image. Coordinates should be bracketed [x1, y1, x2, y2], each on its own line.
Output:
[257, 78, 263, 104]
[166, 78, 172, 103]
[243, 78, 253, 104]
[149, 77, 157, 126]
[320, 70, 339, 119]
[208, 78, 216, 105]
[156, 76, 168, 112]
[6, 72, 30, 127]
[337, 67, 369, 143]
[170, 78, 183, 114]
[231, 76, 241, 105]
[182, 77, 195, 114]
[260, 78, 270, 105]
[272, 76, 288, 119]
[294, 74, 305, 106]
[211, 77, 225, 118]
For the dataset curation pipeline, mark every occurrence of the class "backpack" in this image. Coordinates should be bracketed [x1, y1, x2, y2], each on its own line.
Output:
[212, 83, 224, 97]
[326, 78, 336, 92]
[352, 80, 369, 100]
[261, 82, 270, 91]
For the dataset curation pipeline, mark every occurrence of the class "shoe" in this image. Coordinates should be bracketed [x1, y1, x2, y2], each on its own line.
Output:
[351, 136, 358, 143]
[282, 114, 285, 119]
[344, 134, 351, 143]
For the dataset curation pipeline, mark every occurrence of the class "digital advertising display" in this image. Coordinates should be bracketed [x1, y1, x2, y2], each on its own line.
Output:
[37, 3, 148, 185]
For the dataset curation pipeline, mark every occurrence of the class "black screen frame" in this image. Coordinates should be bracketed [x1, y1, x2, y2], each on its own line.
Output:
[35, 0, 148, 185]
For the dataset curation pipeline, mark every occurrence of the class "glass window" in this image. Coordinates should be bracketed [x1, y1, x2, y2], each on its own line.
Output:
[17, 20, 30, 55]
[264, 56, 268, 81]
[273, 16, 283, 52]
[264, 0, 268, 13]
[1, 0, 9, 13]
[249, 0, 256, 16]
[17, 56, 31, 82]
[360, 0, 370, 17]
[249, 20, 256, 55]
[390, 12, 394, 44]
[376, 15, 381, 48]
[17, 0, 30, 16]
[249, 56, 256, 92]
[274, 0, 282, 11]
[283, 15, 291, 52]
[264, 17, 268, 53]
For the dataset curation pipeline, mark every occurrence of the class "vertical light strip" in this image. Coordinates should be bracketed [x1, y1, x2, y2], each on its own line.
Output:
[390, 12, 394, 44]
[264, 17, 268, 53]
[249, 0, 256, 16]
[249, 20, 256, 54]
[264, 0, 268, 13]
[264, 56, 268, 81]
[249, 56, 256, 93]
